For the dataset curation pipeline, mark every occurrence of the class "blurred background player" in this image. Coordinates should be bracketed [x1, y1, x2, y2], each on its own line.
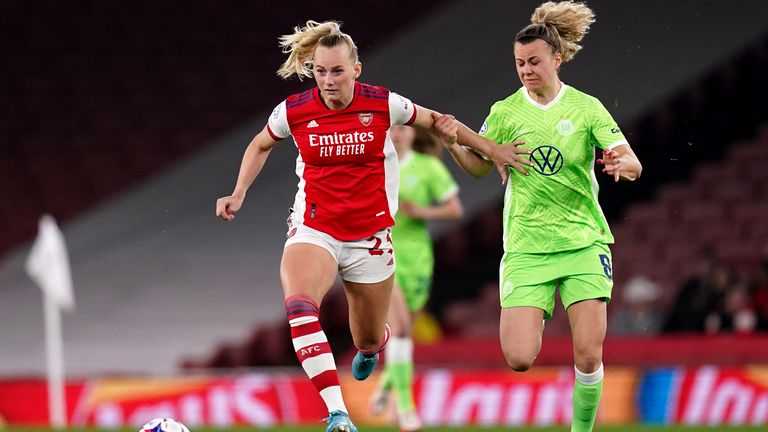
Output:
[433, 2, 642, 431]
[215, 20, 519, 432]
[369, 126, 463, 431]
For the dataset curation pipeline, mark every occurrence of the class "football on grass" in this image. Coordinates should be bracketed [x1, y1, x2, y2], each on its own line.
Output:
[139, 418, 190, 432]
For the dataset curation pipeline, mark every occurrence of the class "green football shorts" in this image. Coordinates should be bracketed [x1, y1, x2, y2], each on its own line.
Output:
[393, 240, 434, 311]
[499, 242, 613, 319]
[395, 268, 432, 312]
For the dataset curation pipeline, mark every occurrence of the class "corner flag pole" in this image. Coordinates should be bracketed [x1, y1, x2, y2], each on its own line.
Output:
[25, 215, 74, 429]
[44, 293, 66, 429]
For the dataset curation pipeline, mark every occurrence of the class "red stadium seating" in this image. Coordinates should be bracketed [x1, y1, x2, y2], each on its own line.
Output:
[0, 0, 453, 258]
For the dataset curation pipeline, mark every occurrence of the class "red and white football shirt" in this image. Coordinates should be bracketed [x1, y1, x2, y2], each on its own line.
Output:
[267, 82, 417, 241]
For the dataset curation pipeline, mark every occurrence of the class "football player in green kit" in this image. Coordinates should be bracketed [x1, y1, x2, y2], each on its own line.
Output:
[432, 2, 642, 431]
[369, 125, 463, 431]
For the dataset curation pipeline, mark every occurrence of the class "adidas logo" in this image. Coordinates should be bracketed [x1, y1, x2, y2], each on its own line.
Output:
[307, 120, 319, 128]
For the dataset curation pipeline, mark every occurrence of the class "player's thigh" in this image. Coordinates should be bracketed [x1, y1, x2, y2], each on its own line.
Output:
[566, 297, 607, 371]
[558, 244, 611, 352]
[388, 282, 413, 337]
[343, 274, 394, 348]
[558, 244, 612, 369]
[500, 306, 546, 370]
[281, 240, 339, 304]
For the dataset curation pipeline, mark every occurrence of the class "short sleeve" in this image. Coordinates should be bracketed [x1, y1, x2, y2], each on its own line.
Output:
[389, 92, 417, 126]
[427, 158, 459, 203]
[478, 102, 507, 144]
[471, 102, 508, 161]
[267, 100, 290, 140]
[589, 98, 628, 150]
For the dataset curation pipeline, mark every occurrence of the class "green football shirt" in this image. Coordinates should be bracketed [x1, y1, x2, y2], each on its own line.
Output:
[479, 84, 628, 253]
[393, 151, 459, 268]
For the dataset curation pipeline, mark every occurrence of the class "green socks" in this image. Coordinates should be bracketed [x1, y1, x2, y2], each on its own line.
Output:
[378, 366, 393, 391]
[572, 363, 604, 432]
[390, 361, 415, 412]
[386, 337, 416, 413]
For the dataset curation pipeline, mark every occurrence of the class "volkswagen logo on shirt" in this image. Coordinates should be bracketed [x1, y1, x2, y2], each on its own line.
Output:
[529, 145, 563, 176]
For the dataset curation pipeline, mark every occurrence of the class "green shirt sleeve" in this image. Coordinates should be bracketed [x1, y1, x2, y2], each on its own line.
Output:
[479, 101, 508, 144]
[427, 158, 459, 203]
[589, 97, 629, 150]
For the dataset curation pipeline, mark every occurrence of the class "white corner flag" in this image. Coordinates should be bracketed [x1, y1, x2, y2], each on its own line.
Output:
[25, 214, 74, 311]
[25, 214, 74, 429]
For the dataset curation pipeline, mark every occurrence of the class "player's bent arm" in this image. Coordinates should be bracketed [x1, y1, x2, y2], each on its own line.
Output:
[444, 141, 494, 178]
[429, 194, 464, 220]
[455, 121, 499, 162]
[455, 120, 532, 181]
[409, 106, 494, 178]
[406, 194, 464, 220]
[613, 144, 642, 181]
[216, 126, 278, 220]
[409, 104, 442, 131]
[232, 126, 279, 198]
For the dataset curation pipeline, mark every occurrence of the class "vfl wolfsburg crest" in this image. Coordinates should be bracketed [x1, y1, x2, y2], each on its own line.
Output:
[556, 118, 574, 136]
[502, 280, 515, 297]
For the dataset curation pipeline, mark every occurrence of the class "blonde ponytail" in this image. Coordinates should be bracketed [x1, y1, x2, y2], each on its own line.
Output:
[516, 1, 595, 63]
[277, 20, 359, 80]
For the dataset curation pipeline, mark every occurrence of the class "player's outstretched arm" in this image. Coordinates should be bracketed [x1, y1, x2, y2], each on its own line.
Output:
[411, 106, 531, 183]
[410, 108, 492, 177]
[430, 113, 494, 178]
[216, 126, 279, 221]
[410, 107, 495, 178]
[456, 121, 533, 184]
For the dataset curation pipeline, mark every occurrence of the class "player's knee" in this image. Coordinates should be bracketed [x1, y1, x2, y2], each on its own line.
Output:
[573, 348, 602, 373]
[503, 350, 537, 372]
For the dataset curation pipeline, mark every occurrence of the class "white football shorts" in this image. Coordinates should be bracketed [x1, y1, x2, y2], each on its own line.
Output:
[284, 218, 395, 284]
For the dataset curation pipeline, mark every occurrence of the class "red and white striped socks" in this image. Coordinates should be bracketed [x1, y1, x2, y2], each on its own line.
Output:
[285, 295, 347, 414]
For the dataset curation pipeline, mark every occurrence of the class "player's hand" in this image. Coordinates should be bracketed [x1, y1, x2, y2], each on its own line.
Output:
[399, 201, 426, 219]
[431, 112, 458, 147]
[216, 194, 244, 221]
[598, 148, 621, 182]
[489, 141, 532, 184]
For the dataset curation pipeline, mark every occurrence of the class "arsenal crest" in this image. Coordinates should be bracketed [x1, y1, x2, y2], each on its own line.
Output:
[358, 112, 373, 126]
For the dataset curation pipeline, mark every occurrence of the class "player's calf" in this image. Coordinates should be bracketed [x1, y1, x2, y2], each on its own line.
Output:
[286, 295, 348, 414]
[352, 323, 391, 380]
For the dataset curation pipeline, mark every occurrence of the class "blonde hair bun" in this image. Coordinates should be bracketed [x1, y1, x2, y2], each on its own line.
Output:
[522, 1, 596, 62]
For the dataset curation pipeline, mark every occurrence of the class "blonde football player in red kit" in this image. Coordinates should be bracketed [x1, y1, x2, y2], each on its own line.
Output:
[215, 20, 529, 432]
